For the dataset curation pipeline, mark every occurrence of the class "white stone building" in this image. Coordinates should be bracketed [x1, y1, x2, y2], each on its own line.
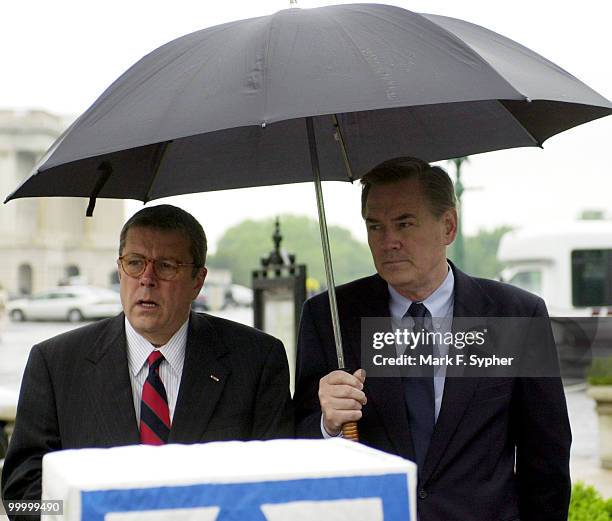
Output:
[0, 110, 125, 296]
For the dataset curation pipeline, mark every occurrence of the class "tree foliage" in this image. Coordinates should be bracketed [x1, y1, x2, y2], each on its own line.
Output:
[448, 226, 513, 279]
[568, 482, 612, 521]
[578, 209, 606, 220]
[210, 215, 513, 287]
[208, 215, 374, 287]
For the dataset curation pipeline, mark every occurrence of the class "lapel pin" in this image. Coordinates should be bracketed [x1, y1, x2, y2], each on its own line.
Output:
[210, 374, 220, 382]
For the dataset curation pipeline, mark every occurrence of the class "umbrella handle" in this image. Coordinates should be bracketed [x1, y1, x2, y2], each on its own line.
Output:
[307, 116, 360, 442]
[342, 422, 359, 442]
[338, 368, 359, 441]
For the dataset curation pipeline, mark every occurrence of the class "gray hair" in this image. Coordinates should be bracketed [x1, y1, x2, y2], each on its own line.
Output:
[361, 157, 456, 218]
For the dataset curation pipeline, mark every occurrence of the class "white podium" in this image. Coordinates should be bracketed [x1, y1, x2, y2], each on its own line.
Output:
[42, 439, 416, 521]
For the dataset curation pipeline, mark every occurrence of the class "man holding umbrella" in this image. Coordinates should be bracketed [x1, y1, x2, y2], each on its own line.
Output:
[4, 4, 602, 516]
[294, 157, 571, 521]
[2, 205, 293, 513]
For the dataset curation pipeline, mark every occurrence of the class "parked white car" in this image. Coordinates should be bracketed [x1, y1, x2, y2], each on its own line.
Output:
[7, 286, 122, 322]
[225, 284, 253, 308]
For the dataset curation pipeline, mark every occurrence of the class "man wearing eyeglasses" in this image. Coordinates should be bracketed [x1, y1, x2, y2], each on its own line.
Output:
[2, 205, 293, 512]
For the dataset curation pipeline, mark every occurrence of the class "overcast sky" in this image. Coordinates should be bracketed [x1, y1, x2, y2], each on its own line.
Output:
[2, 0, 610, 251]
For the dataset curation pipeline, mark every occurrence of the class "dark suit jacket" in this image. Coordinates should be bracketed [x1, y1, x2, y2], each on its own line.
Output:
[294, 264, 571, 521]
[2, 312, 293, 510]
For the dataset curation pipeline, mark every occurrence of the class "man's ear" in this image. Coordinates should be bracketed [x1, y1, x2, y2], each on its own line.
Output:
[443, 208, 458, 245]
[190, 267, 206, 301]
[194, 267, 207, 292]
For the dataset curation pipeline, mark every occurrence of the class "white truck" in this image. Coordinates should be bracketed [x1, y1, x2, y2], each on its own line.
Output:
[498, 221, 612, 317]
[497, 221, 612, 380]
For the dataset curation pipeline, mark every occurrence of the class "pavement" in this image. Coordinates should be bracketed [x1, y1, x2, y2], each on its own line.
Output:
[566, 382, 612, 498]
[0, 313, 611, 520]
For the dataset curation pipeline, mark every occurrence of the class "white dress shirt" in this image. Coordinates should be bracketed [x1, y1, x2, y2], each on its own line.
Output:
[322, 266, 455, 437]
[388, 266, 455, 421]
[125, 318, 188, 426]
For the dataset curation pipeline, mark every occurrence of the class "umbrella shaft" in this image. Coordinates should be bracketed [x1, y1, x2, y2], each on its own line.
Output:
[332, 114, 354, 182]
[306, 117, 346, 370]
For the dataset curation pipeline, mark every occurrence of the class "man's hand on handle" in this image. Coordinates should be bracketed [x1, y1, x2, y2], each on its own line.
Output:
[319, 369, 366, 436]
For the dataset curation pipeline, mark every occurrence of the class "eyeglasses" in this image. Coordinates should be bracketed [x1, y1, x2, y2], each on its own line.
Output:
[118, 254, 198, 281]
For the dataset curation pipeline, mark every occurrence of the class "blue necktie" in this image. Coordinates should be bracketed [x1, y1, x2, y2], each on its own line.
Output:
[403, 302, 435, 472]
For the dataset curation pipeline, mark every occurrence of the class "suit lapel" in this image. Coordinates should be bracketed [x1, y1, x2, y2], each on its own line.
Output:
[84, 314, 140, 445]
[169, 313, 231, 443]
[420, 262, 493, 483]
[344, 275, 415, 461]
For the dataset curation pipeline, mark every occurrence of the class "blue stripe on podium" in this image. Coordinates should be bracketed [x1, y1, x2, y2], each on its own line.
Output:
[81, 473, 413, 521]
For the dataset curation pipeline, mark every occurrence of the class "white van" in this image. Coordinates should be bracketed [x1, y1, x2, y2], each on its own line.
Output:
[497, 222, 612, 380]
[498, 221, 612, 317]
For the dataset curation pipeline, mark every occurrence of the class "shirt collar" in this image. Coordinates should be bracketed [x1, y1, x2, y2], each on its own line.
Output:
[125, 317, 189, 377]
[388, 264, 455, 319]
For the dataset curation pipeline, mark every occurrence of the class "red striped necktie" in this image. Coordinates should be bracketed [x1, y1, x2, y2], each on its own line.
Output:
[140, 350, 171, 445]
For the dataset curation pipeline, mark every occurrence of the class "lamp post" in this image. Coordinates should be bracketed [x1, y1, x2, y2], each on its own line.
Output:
[449, 157, 468, 269]
[252, 218, 306, 393]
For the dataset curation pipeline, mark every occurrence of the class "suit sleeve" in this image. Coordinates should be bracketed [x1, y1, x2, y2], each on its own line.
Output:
[294, 299, 332, 439]
[514, 298, 572, 521]
[2, 344, 61, 520]
[251, 337, 294, 439]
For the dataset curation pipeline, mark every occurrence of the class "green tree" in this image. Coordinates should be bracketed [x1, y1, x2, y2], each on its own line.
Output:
[568, 482, 611, 521]
[208, 215, 374, 287]
[578, 209, 606, 220]
[448, 226, 513, 279]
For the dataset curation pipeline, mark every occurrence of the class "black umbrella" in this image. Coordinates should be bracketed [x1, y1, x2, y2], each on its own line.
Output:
[6, 3, 611, 439]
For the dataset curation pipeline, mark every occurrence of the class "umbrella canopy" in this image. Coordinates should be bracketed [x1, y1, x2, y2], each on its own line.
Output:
[6, 3, 611, 204]
[7, 3, 610, 441]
